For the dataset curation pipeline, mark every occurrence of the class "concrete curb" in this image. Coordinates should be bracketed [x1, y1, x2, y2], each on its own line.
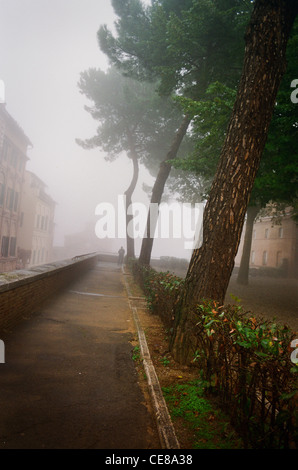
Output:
[122, 267, 180, 450]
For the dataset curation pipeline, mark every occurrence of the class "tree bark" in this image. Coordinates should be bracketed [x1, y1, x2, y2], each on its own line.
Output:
[138, 114, 191, 265]
[170, 0, 297, 364]
[124, 132, 139, 260]
[237, 205, 260, 285]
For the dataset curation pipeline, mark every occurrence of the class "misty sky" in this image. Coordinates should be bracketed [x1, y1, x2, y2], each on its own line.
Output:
[0, 0, 192, 259]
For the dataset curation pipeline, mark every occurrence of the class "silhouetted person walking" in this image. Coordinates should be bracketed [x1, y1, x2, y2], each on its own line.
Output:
[118, 246, 125, 266]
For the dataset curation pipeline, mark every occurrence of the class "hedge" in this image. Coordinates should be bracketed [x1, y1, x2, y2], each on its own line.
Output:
[130, 260, 298, 448]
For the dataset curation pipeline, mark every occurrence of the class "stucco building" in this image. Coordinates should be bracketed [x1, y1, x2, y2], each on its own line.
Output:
[235, 209, 298, 278]
[18, 170, 56, 268]
[0, 104, 31, 272]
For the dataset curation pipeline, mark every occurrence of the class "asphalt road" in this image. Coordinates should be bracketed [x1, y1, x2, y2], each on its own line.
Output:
[0, 262, 161, 449]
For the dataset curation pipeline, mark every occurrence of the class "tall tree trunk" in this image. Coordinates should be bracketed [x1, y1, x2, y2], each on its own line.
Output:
[138, 114, 191, 265]
[237, 205, 260, 285]
[170, 0, 297, 364]
[124, 133, 139, 260]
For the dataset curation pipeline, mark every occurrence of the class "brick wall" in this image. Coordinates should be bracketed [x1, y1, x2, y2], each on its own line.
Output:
[0, 257, 17, 273]
[0, 253, 99, 334]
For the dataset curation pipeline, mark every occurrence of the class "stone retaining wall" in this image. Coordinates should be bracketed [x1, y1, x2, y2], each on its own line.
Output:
[0, 253, 99, 334]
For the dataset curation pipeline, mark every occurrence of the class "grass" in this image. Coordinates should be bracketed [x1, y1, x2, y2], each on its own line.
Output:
[162, 380, 244, 449]
[159, 356, 171, 367]
[132, 345, 141, 363]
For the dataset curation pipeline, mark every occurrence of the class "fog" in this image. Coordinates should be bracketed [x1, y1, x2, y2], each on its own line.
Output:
[0, 0, 193, 260]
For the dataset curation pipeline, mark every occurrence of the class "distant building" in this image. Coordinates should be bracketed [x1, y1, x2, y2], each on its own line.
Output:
[235, 209, 298, 278]
[52, 220, 115, 261]
[0, 104, 31, 272]
[18, 170, 56, 268]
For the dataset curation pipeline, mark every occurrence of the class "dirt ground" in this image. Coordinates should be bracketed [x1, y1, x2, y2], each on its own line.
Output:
[226, 274, 298, 333]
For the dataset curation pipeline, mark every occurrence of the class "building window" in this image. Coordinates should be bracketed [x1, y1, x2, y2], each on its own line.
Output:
[264, 228, 269, 239]
[11, 150, 18, 168]
[9, 237, 16, 257]
[1, 139, 9, 161]
[36, 214, 40, 229]
[18, 157, 23, 172]
[6, 188, 14, 210]
[278, 227, 283, 238]
[251, 251, 255, 265]
[20, 212, 24, 227]
[1, 236, 9, 257]
[276, 251, 282, 267]
[0, 183, 5, 206]
[13, 192, 19, 212]
[262, 251, 268, 266]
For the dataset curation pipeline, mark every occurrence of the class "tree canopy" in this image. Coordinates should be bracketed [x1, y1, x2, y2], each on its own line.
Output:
[77, 66, 180, 163]
[76, 66, 183, 258]
[97, 0, 254, 264]
[99, 0, 252, 96]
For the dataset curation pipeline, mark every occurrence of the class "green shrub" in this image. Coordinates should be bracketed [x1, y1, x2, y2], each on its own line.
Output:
[129, 260, 298, 448]
[191, 300, 298, 448]
[130, 260, 184, 327]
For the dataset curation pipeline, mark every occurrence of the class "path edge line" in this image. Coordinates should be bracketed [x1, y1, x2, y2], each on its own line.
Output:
[121, 266, 180, 450]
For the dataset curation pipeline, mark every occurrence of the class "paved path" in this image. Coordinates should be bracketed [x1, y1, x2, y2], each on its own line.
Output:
[0, 262, 161, 449]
